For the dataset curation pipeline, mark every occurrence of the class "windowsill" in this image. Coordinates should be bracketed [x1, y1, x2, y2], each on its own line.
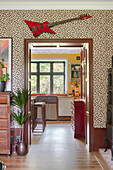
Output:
[31, 93, 68, 96]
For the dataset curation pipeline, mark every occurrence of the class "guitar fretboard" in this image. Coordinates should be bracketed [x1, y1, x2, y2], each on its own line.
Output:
[48, 17, 81, 27]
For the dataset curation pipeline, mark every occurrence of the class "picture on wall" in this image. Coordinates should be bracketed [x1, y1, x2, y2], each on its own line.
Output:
[0, 38, 12, 91]
[2, 67, 7, 75]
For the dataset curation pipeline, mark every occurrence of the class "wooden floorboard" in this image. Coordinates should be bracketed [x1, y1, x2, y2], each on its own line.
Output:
[0, 122, 103, 170]
[93, 151, 111, 170]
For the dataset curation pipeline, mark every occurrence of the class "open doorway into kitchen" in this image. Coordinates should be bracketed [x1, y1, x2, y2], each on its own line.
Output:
[24, 39, 93, 152]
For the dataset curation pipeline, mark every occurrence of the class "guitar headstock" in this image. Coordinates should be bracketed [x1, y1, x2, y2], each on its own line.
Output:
[80, 14, 92, 20]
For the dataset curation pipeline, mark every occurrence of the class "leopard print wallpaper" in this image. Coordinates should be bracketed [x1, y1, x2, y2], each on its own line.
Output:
[0, 10, 112, 128]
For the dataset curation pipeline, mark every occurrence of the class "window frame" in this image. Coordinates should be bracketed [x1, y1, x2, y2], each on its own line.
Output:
[31, 61, 65, 94]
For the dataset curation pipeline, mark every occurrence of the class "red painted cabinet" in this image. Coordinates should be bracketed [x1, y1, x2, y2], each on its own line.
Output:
[74, 101, 85, 138]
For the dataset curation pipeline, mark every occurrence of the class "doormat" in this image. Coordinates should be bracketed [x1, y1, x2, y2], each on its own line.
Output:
[99, 149, 113, 169]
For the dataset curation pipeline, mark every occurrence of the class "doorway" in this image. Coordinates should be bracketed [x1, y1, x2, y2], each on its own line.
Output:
[24, 39, 93, 152]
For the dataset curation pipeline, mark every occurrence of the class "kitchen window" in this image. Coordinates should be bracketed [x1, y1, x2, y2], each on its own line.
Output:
[31, 62, 65, 94]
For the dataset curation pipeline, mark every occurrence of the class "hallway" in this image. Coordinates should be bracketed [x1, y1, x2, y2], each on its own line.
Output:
[0, 122, 103, 170]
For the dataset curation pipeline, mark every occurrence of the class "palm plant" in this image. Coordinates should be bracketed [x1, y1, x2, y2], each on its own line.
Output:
[12, 88, 30, 142]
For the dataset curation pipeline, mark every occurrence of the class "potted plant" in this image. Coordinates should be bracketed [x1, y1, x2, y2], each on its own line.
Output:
[0, 58, 10, 92]
[11, 88, 30, 156]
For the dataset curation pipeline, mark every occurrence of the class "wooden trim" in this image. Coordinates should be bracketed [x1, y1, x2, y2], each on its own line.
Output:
[80, 50, 82, 99]
[24, 39, 93, 44]
[93, 128, 106, 151]
[32, 94, 68, 96]
[24, 38, 93, 151]
[57, 97, 58, 120]
[58, 116, 71, 121]
[89, 39, 94, 152]
[24, 39, 29, 143]
[85, 112, 89, 145]
[29, 49, 31, 145]
[92, 128, 111, 151]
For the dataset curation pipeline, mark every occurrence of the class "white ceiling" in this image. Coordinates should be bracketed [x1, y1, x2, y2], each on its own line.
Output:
[31, 48, 82, 55]
[31, 43, 82, 54]
[0, 0, 112, 9]
[0, 0, 112, 1]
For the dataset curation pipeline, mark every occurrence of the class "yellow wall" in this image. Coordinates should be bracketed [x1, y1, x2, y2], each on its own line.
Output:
[31, 54, 81, 95]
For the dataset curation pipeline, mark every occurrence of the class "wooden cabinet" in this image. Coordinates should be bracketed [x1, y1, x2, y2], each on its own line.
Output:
[74, 100, 85, 138]
[105, 68, 113, 160]
[0, 93, 10, 155]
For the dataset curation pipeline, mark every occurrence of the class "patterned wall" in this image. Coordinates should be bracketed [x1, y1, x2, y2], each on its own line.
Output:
[0, 10, 112, 128]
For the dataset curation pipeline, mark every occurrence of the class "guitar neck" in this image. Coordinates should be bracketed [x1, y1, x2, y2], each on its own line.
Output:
[48, 17, 81, 27]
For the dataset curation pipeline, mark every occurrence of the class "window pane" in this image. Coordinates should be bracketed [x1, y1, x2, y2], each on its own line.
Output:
[31, 75, 37, 94]
[53, 75, 64, 94]
[40, 75, 50, 93]
[40, 63, 50, 72]
[53, 63, 64, 72]
[31, 63, 37, 72]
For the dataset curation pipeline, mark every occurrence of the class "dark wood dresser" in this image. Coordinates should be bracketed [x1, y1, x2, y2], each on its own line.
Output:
[0, 93, 10, 156]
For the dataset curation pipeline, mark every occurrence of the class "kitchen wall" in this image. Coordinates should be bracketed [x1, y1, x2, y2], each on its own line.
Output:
[0, 10, 112, 128]
[31, 53, 81, 95]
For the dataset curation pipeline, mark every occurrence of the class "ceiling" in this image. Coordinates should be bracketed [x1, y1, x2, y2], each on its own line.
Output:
[0, 0, 112, 1]
[0, 0, 113, 3]
[0, 0, 112, 9]
[31, 43, 83, 54]
[31, 48, 82, 55]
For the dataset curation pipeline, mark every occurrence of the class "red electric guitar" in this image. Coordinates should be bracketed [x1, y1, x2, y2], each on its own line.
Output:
[24, 14, 92, 37]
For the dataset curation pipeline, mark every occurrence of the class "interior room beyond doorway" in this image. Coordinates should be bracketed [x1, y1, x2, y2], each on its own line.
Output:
[24, 39, 93, 152]
[30, 41, 88, 148]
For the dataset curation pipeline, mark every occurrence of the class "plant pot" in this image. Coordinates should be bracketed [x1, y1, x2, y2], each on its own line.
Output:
[16, 141, 28, 156]
[0, 81, 6, 92]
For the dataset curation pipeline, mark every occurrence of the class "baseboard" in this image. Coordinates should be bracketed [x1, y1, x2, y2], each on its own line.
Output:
[93, 128, 106, 151]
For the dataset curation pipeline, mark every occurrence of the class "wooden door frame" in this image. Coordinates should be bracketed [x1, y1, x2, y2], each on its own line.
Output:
[24, 38, 93, 152]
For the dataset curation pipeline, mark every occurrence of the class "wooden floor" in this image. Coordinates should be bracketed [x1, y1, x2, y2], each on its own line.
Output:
[0, 122, 106, 170]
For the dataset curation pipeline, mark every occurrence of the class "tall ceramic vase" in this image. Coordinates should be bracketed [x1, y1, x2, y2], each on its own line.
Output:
[16, 126, 28, 156]
[16, 141, 28, 156]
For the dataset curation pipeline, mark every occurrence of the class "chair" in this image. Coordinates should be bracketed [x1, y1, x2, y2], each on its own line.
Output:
[32, 102, 46, 133]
